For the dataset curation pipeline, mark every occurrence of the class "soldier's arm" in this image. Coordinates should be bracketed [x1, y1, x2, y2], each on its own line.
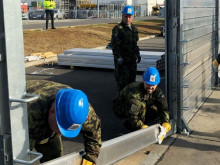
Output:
[81, 104, 102, 164]
[134, 26, 140, 55]
[111, 26, 122, 59]
[155, 90, 170, 124]
[126, 99, 145, 131]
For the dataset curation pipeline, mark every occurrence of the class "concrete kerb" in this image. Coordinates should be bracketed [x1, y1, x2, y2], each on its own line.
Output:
[24, 35, 156, 68]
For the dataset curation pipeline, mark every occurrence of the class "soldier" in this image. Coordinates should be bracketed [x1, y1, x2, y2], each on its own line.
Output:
[111, 5, 141, 92]
[27, 80, 101, 165]
[113, 67, 171, 144]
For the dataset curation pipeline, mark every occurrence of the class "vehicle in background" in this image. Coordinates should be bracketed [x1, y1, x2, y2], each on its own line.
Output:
[28, 9, 64, 20]
[21, 2, 29, 20]
[43, 9, 64, 20]
[29, 10, 45, 20]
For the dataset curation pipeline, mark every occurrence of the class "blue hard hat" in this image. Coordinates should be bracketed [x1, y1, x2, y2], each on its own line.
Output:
[55, 88, 89, 138]
[122, 5, 134, 15]
[143, 67, 160, 85]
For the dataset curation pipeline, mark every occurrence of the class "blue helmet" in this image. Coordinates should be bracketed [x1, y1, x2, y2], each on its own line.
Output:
[55, 88, 89, 138]
[143, 67, 160, 85]
[122, 5, 134, 15]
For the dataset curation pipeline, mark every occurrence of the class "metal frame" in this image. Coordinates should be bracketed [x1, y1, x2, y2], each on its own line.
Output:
[0, 0, 42, 164]
[215, 0, 219, 85]
[166, 0, 219, 134]
[0, 0, 14, 164]
[42, 124, 160, 165]
[166, 0, 180, 133]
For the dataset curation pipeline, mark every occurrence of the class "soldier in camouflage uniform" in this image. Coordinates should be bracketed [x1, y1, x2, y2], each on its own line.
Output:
[113, 67, 171, 136]
[111, 5, 141, 92]
[27, 80, 101, 165]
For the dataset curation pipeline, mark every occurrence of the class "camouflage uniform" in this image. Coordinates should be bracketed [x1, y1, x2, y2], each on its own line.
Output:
[113, 81, 169, 131]
[27, 80, 102, 164]
[111, 21, 140, 92]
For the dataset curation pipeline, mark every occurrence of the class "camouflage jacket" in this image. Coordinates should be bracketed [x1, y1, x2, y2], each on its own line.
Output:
[111, 21, 140, 63]
[117, 81, 169, 130]
[26, 80, 102, 164]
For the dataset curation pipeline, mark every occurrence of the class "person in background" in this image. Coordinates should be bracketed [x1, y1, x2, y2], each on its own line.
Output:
[113, 67, 171, 144]
[44, 0, 56, 30]
[111, 5, 141, 93]
[27, 80, 101, 165]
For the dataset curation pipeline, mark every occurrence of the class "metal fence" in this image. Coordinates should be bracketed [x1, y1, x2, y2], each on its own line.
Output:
[166, 0, 219, 133]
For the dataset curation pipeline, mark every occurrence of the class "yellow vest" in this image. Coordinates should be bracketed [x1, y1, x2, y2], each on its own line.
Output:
[44, 0, 56, 10]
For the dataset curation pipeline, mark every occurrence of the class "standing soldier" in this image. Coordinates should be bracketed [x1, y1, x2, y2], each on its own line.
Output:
[113, 67, 171, 144]
[27, 80, 101, 165]
[44, 0, 56, 30]
[111, 5, 141, 93]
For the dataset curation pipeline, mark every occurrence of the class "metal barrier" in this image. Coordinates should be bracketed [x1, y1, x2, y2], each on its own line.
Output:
[42, 124, 160, 165]
[166, 0, 218, 133]
[57, 48, 164, 72]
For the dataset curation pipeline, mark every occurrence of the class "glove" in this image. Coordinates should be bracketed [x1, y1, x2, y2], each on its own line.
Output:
[82, 159, 95, 165]
[137, 54, 141, 63]
[213, 59, 219, 72]
[117, 57, 124, 65]
[141, 125, 148, 129]
[157, 122, 171, 144]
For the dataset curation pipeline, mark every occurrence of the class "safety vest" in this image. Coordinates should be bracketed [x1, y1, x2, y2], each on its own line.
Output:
[44, 0, 56, 10]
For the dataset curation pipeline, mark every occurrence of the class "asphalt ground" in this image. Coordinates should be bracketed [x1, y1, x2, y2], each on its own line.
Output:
[25, 36, 166, 156]
[22, 16, 160, 30]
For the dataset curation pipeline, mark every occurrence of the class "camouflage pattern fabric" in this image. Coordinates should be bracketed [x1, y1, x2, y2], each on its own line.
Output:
[27, 80, 102, 164]
[111, 21, 140, 92]
[113, 81, 169, 131]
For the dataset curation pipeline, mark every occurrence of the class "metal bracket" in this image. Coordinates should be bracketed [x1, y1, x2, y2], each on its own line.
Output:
[182, 84, 189, 88]
[180, 62, 189, 66]
[3, 134, 12, 162]
[182, 106, 189, 111]
[180, 117, 192, 135]
[10, 93, 39, 103]
[14, 150, 43, 165]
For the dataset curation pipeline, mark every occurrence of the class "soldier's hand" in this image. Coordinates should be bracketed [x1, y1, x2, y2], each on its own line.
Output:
[137, 54, 141, 63]
[82, 158, 95, 165]
[157, 123, 171, 144]
[117, 58, 124, 65]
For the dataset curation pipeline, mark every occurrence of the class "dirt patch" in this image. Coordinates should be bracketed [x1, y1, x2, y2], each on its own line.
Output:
[23, 19, 164, 56]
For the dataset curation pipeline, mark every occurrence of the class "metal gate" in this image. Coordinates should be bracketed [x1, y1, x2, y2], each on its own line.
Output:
[166, 0, 219, 133]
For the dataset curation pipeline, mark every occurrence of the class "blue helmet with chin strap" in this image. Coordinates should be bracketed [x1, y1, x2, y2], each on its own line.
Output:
[143, 67, 160, 85]
[55, 88, 89, 138]
[122, 5, 134, 15]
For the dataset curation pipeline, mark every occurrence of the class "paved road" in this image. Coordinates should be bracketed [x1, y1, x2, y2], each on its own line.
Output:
[22, 16, 161, 30]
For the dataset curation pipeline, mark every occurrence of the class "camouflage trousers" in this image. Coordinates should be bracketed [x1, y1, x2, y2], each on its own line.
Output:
[33, 134, 63, 163]
[114, 61, 137, 92]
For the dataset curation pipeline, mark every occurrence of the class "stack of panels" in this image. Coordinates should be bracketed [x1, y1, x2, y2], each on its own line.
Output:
[58, 48, 165, 72]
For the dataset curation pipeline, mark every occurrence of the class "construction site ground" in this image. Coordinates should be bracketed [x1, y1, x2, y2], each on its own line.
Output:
[23, 19, 164, 56]
[24, 18, 220, 165]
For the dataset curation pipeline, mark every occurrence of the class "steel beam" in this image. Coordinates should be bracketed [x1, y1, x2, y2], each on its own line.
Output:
[42, 124, 160, 165]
